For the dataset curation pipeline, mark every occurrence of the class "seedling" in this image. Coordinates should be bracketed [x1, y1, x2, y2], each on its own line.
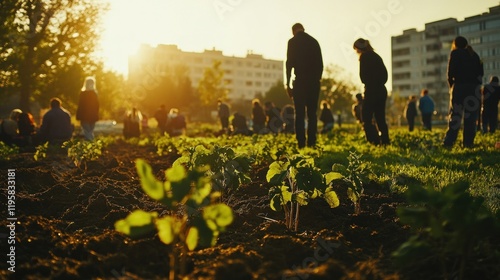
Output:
[266, 154, 341, 231]
[173, 144, 252, 196]
[332, 151, 370, 214]
[62, 139, 105, 169]
[33, 142, 49, 161]
[115, 159, 233, 280]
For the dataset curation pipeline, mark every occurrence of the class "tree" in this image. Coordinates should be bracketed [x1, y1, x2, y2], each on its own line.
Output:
[319, 65, 360, 120]
[197, 60, 227, 109]
[0, 0, 108, 113]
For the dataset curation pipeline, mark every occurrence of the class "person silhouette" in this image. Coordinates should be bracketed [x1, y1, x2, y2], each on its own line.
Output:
[353, 38, 390, 145]
[39, 98, 73, 145]
[285, 23, 323, 148]
[443, 36, 483, 148]
[76, 77, 99, 141]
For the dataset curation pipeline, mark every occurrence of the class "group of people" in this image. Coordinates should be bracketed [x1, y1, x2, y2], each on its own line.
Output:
[404, 89, 436, 132]
[284, 23, 498, 149]
[123, 105, 187, 139]
[217, 99, 296, 136]
[0, 77, 99, 147]
[151, 105, 186, 137]
[0, 108, 36, 147]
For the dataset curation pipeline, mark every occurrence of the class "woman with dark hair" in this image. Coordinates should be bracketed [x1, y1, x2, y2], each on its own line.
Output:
[443, 36, 483, 148]
[353, 38, 390, 145]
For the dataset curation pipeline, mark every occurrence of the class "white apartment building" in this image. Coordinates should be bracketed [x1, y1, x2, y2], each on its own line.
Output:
[128, 44, 284, 102]
[391, 4, 500, 117]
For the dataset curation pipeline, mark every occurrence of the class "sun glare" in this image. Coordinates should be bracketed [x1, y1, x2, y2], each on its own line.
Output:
[97, 0, 213, 77]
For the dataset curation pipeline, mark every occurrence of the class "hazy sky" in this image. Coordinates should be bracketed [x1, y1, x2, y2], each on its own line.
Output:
[97, 0, 500, 90]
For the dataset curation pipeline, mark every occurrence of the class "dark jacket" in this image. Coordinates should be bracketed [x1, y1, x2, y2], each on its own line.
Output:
[359, 51, 388, 87]
[447, 49, 483, 87]
[286, 31, 323, 85]
[252, 105, 266, 126]
[40, 107, 73, 143]
[320, 107, 334, 124]
[482, 83, 500, 112]
[405, 101, 417, 119]
[76, 90, 99, 123]
[418, 95, 435, 115]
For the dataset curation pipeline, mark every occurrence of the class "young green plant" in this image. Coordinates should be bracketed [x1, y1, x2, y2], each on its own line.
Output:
[332, 151, 370, 214]
[115, 159, 233, 280]
[266, 154, 341, 231]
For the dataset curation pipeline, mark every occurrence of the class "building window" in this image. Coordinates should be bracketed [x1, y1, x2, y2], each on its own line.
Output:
[426, 43, 440, 51]
[483, 33, 500, 43]
[393, 60, 410, 68]
[393, 48, 410, 56]
[246, 81, 253, 86]
[393, 72, 411, 80]
[395, 35, 410, 43]
[469, 37, 481, 44]
[458, 23, 480, 34]
[486, 19, 500, 29]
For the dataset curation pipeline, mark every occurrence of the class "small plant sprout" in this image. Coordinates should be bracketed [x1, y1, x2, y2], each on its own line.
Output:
[266, 154, 341, 232]
[173, 144, 253, 196]
[115, 159, 233, 280]
[33, 142, 49, 161]
[62, 139, 105, 169]
[332, 151, 370, 214]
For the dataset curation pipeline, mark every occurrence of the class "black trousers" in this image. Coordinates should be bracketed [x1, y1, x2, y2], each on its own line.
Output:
[362, 85, 390, 145]
[421, 113, 432, 130]
[292, 79, 320, 147]
[443, 83, 480, 147]
[482, 108, 498, 133]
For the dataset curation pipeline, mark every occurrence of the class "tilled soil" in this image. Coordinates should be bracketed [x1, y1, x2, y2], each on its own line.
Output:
[1, 140, 414, 280]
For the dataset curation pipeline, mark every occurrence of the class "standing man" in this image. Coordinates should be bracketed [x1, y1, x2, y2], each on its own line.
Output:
[418, 89, 435, 130]
[481, 76, 500, 133]
[217, 99, 230, 133]
[154, 104, 168, 135]
[286, 23, 323, 148]
[404, 95, 418, 132]
[443, 36, 483, 148]
[76, 77, 99, 141]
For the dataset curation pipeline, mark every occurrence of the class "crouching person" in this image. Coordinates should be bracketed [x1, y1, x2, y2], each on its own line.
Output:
[37, 98, 74, 145]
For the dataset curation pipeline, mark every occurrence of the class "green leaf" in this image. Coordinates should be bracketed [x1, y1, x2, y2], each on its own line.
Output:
[270, 194, 282, 211]
[347, 188, 359, 203]
[190, 179, 212, 205]
[292, 190, 309, 206]
[186, 227, 199, 251]
[156, 216, 181, 245]
[136, 159, 165, 201]
[266, 161, 288, 184]
[165, 164, 187, 182]
[203, 203, 233, 231]
[114, 209, 157, 237]
[324, 187, 340, 208]
[325, 172, 343, 185]
[331, 163, 347, 174]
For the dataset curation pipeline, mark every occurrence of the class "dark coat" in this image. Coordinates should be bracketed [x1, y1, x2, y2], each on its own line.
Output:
[76, 90, 99, 123]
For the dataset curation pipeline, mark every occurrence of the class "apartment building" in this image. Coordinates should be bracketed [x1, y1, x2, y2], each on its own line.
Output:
[128, 44, 284, 102]
[391, 4, 500, 117]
